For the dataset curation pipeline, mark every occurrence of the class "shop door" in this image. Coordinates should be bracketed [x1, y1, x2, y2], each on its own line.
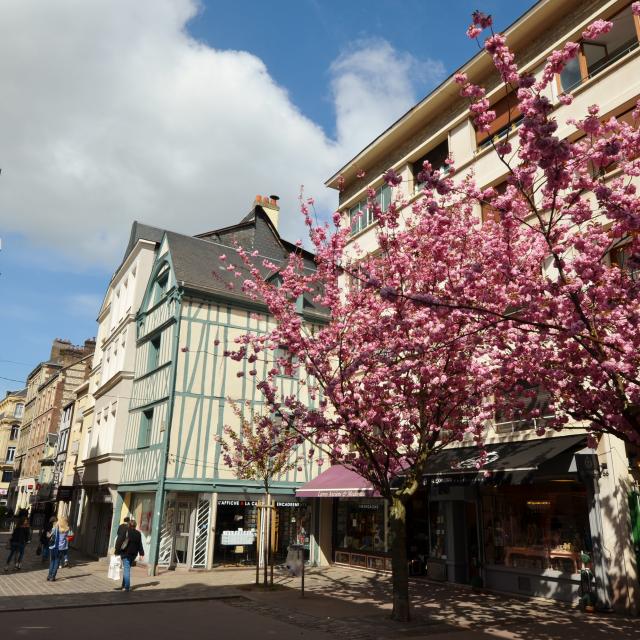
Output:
[465, 501, 480, 585]
[173, 499, 195, 565]
[94, 504, 113, 557]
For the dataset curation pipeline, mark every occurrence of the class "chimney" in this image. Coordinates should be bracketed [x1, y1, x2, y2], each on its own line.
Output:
[254, 194, 280, 230]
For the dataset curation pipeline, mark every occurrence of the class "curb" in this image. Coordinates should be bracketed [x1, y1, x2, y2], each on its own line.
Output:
[0, 592, 243, 613]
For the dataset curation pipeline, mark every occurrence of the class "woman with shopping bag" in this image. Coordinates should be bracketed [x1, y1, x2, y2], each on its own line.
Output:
[114, 518, 144, 592]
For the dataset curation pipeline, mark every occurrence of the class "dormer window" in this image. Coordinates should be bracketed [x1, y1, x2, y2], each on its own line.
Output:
[153, 269, 169, 304]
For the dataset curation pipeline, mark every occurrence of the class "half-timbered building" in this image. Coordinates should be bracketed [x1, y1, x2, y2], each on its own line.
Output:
[114, 197, 325, 572]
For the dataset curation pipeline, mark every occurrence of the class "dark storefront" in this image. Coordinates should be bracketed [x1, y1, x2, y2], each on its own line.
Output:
[421, 435, 596, 602]
[299, 435, 605, 605]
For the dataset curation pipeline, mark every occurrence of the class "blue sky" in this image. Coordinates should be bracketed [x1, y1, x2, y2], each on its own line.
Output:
[0, 0, 534, 395]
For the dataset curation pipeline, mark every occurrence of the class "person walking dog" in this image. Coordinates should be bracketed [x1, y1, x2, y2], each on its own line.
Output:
[4, 517, 30, 571]
[47, 515, 71, 581]
[115, 518, 144, 592]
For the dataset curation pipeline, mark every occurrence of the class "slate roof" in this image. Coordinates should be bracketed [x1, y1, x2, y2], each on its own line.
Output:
[120, 221, 165, 267]
[164, 208, 326, 319]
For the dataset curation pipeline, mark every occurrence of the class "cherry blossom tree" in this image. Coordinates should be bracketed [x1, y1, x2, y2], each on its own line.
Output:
[420, 8, 640, 445]
[222, 6, 640, 622]
[221, 401, 297, 585]
[223, 191, 508, 620]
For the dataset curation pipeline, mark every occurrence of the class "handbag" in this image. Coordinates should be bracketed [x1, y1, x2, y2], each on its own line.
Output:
[108, 554, 122, 581]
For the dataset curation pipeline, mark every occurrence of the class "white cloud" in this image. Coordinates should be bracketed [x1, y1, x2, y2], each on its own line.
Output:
[331, 40, 446, 159]
[0, 0, 445, 270]
[66, 294, 104, 318]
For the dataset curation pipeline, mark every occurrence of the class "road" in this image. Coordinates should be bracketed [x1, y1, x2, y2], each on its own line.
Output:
[4, 599, 334, 640]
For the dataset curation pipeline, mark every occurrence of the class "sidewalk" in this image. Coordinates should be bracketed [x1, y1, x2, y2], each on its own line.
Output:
[1, 531, 637, 639]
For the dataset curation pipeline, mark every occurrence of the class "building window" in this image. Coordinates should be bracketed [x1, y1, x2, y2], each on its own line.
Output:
[10, 425, 19, 440]
[610, 241, 640, 279]
[412, 138, 450, 191]
[2, 470, 12, 483]
[148, 335, 161, 372]
[6, 447, 16, 463]
[153, 269, 169, 305]
[558, 4, 640, 93]
[275, 347, 297, 378]
[476, 91, 522, 149]
[14, 403, 24, 419]
[138, 409, 153, 449]
[494, 384, 553, 434]
[348, 184, 392, 236]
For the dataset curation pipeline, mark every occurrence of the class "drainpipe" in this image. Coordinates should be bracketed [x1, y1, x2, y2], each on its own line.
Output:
[148, 289, 183, 576]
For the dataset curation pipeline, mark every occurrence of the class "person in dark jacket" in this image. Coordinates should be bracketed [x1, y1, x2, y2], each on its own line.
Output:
[114, 519, 144, 592]
[4, 517, 30, 571]
[40, 516, 56, 563]
[115, 516, 130, 542]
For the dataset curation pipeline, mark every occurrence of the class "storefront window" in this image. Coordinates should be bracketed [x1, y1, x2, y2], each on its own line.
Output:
[481, 483, 591, 574]
[274, 500, 311, 562]
[214, 497, 259, 563]
[130, 493, 154, 553]
[335, 499, 387, 553]
[428, 501, 447, 559]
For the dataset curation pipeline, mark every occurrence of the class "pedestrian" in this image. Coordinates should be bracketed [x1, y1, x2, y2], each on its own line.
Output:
[46, 515, 71, 582]
[4, 517, 30, 571]
[115, 516, 130, 542]
[114, 518, 144, 592]
[40, 516, 56, 563]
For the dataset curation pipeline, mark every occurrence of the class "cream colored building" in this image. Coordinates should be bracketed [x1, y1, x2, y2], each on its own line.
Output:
[78, 222, 162, 557]
[0, 389, 25, 508]
[323, 0, 640, 613]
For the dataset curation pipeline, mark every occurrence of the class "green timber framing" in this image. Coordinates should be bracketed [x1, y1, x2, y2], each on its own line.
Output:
[111, 210, 327, 574]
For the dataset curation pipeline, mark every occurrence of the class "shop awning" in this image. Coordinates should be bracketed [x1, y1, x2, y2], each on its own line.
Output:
[296, 465, 380, 498]
[423, 434, 586, 480]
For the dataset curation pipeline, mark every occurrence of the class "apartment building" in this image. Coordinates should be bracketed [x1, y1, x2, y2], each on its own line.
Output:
[0, 389, 25, 508]
[9, 339, 94, 525]
[319, 0, 640, 613]
[114, 197, 324, 573]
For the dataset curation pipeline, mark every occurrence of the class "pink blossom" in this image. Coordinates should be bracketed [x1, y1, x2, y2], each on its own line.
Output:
[582, 20, 613, 40]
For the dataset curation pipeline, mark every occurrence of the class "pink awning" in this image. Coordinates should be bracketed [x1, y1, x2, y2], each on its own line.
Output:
[296, 465, 380, 498]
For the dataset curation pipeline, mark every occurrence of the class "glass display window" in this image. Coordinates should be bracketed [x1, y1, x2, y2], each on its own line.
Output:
[428, 500, 447, 559]
[481, 483, 591, 574]
[335, 499, 388, 553]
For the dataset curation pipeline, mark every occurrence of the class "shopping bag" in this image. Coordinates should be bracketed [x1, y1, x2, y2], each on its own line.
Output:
[107, 554, 122, 581]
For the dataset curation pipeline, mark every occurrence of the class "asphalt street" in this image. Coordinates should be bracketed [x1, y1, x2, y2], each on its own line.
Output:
[4, 599, 334, 640]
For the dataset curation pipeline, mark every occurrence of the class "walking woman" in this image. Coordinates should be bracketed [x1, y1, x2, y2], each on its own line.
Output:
[4, 517, 30, 571]
[47, 515, 71, 581]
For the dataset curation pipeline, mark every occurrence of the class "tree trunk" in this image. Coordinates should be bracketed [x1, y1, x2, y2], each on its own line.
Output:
[389, 495, 410, 622]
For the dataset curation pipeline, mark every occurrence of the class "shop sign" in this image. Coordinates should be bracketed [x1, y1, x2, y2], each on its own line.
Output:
[0, 488, 7, 496]
[355, 502, 381, 511]
[275, 501, 301, 508]
[221, 530, 256, 546]
[218, 499, 259, 507]
[57, 486, 73, 502]
[313, 489, 376, 498]
[452, 450, 500, 471]
[93, 487, 112, 503]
